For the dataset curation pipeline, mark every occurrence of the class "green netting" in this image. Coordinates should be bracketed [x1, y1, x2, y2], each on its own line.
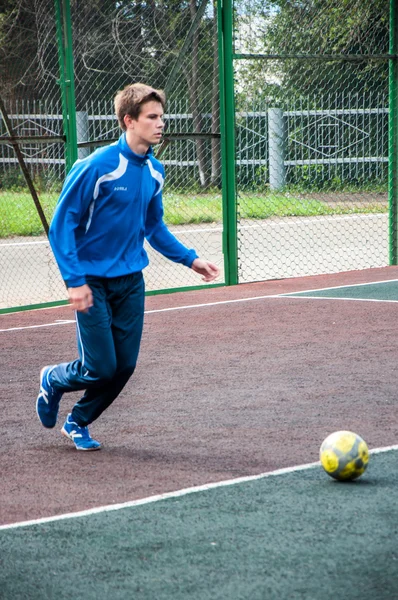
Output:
[233, 0, 391, 282]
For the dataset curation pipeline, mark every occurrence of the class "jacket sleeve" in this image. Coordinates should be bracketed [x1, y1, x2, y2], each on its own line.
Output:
[49, 160, 98, 287]
[145, 188, 198, 267]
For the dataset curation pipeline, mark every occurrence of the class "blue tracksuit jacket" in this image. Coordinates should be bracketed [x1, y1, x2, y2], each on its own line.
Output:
[49, 133, 198, 287]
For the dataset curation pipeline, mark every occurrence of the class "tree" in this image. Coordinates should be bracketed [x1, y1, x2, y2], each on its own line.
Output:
[0, 0, 59, 102]
[0, 0, 220, 187]
[234, 0, 389, 107]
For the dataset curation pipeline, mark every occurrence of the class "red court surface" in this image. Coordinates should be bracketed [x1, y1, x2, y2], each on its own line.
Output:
[1, 266, 398, 526]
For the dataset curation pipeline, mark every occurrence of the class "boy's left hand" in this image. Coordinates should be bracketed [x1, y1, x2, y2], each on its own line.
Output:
[191, 258, 220, 282]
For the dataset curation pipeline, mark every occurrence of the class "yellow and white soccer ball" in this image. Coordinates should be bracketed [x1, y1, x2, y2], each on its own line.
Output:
[320, 430, 369, 481]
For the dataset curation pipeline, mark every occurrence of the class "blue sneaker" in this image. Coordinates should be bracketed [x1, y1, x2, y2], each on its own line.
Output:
[61, 414, 101, 451]
[36, 366, 63, 428]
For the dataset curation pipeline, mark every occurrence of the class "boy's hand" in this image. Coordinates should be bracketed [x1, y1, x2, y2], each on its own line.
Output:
[68, 284, 93, 313]
[191, 258, 220, 282]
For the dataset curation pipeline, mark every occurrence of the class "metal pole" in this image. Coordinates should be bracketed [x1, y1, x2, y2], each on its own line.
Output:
[54, 0, 69, 167]
[54, 0, 78, 172]
[268, 108, 286, 190]
[62, 0, 78, 169]
[218, 0, 238, 285]
[76, 111, 90, 159]
[389, 0, 398, 264]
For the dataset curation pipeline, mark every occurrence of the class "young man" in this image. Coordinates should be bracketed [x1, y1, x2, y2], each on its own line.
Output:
[36, 83, 219, 451]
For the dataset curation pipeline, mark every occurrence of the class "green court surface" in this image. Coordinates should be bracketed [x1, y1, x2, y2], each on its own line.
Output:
[284, 280, 398, 301]
[1, 450, 397, 600]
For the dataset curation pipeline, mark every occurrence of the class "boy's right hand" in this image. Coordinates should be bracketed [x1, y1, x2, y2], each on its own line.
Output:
[68, 284, 93, 313]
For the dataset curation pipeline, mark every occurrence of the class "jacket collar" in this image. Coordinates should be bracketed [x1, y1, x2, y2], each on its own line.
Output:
[118, 133, 153, 165]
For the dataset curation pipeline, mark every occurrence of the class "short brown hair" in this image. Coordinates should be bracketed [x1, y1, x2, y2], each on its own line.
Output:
[114, 83, 166, 131]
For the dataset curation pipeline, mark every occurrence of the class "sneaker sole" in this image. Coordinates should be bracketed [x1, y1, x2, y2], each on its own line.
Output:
[61, 427, 102, 451]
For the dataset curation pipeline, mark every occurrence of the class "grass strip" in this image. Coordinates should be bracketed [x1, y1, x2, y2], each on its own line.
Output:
[0, 190, 388, 238]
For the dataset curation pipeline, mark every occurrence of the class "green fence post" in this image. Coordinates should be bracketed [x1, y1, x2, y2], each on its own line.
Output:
[389, 0, 398, 264]
[54, 0, 78, 173]
[218, 0, 238, 285]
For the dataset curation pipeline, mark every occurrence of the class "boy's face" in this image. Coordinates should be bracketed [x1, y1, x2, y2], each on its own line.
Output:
[124, 101, 165, 150]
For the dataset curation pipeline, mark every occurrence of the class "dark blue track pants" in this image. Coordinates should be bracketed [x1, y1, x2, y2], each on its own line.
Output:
[49, 272, 145, 426]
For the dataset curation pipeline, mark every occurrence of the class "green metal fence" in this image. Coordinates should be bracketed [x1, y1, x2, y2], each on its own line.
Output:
[0, 0, 396, 312]
[231, 0, 393, 282]
[0, 0, 224, 311]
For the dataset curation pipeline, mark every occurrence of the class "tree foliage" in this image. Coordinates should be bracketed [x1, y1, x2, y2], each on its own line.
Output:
[0, 0, 219, 186]
[234, 0, 389, 106]
[0, 0, 58, 101]
[0, 0, 216, 106]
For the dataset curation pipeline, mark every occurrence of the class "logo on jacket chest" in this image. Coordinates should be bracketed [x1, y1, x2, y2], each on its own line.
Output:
[114, 186, 128, 191]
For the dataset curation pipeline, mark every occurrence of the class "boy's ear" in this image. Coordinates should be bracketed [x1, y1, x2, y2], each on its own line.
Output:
[123, 114, 134, 128]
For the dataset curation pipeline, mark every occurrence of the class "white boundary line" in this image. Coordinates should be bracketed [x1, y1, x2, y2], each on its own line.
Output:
[0, 320, 75, 332]
[282, 277, 398, 296]
[283, 296, 398, 304]
[0, 295, 283, 332]
[2, 280, 398, 332]
[144, 295, 280, 313]
[1, 444, 397, 532]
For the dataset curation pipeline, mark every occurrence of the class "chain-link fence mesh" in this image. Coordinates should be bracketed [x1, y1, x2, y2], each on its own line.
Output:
[0, 0, 394, 309]
[0, 0, 223, 310]
[233, 0, 390, 282]
[0, 0, 66, 309]
[70, 0, 223, 294]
